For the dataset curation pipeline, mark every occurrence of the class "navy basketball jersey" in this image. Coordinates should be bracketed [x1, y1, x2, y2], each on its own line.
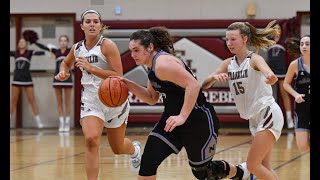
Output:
[294, 57, 310, 100]
[147, 50, 208, 114]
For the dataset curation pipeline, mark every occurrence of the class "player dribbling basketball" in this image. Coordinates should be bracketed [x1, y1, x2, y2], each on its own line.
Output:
[54, 9, 142, 180]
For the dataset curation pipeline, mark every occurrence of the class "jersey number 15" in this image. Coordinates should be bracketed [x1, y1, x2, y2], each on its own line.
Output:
[232, 82, 245, 95]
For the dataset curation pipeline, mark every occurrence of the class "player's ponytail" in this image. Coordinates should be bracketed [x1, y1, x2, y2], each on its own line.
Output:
[227, 20, 280, 52]
[149, 27, 175, 54]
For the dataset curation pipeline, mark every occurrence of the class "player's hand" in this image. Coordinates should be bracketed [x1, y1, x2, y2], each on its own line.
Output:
[164, 115, 187, 132]
[75, 56, 92, 72]
[55, 71, 70, 81]
[212, 73, 229, 84]
[265, 74, 278, 85]
[295, 94, 305, 103]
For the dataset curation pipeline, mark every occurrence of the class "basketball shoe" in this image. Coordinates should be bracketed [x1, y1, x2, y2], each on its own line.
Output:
[130, 141, 142, 172]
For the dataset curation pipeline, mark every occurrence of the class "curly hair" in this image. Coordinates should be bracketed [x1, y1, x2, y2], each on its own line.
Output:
[130, 27, 175, 54]
[285, 35, 310, 56]
[285, 37, 301, 56]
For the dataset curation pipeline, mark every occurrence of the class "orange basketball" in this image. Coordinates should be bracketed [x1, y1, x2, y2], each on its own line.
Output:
[98, 77, 128, 108]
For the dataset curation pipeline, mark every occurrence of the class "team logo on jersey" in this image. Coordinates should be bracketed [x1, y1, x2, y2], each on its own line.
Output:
[86, 55, 99, 63]
[300, 71, 304, 75]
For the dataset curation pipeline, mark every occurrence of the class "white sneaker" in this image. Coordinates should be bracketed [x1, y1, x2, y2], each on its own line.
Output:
[287, 118, 294, 129]
[59, 121, 64, 132]
[64, 119, 70, 132]
[36, 119, 43, 129]
[238, 162, 254, 180]
[130, 141, 142, 172]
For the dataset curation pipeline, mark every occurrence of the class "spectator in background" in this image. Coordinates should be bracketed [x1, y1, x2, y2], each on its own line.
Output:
[34, 35, 73, 132]
[10, 30, 45, 128]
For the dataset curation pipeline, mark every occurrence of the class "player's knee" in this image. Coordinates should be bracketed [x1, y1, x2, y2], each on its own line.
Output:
[246, 160, 258, 174]
[139, 162, 157, 176]
[191, 160, 230, 180]
[298, 144, 310, 153]
[85, 136, 100, 149]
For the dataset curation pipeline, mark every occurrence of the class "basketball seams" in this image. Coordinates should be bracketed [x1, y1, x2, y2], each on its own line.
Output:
[109, 77, 116, 106]
[98, 77, 128, 108]
[117, 78, 123, 106]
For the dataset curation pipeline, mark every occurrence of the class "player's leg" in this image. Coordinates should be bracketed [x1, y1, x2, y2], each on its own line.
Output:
[294, 111, 310, 152]
[183, 105, 248, 180]
[24, 86, 42, 128]
[278, 79, 293, 128]
[63, 87, 72, 131]
[246, 130, 276, 179]
[10, 85, 21, 116]
[105, 102, 142, 171]
[262, 144, 279, 180]
[81, 116, 104, 180]
[54, 87, 64, 131]
[295, 131, 310, 152]
[106, 122, 136, 155]
[138, 135, 175, 180]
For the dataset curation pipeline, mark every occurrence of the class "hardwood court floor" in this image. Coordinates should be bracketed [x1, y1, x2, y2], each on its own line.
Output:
[10, 126, 310, 180]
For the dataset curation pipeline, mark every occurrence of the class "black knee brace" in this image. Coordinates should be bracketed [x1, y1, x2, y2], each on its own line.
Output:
[191, 160, 230, 180]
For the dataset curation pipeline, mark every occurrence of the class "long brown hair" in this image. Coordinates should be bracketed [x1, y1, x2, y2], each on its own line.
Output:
[227, 20, 280, 52]
[130, 27, 175, 54]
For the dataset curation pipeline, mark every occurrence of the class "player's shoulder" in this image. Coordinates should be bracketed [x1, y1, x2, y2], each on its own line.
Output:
[101, 36, 116, 47]
[289, 58, 299, 66]
[74, 40, 84, 50]
[251, 52, 265, 61]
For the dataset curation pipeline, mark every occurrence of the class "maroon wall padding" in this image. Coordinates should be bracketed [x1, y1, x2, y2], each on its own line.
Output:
[128, 114, 246, 124]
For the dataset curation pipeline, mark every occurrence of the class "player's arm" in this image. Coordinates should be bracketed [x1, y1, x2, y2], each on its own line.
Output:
[55, 44, 76, 81]
[283, 59, 304, 103]
[251, 54, 278, 85]
[32, 50, 46, 56]
[156, 56, 200, 121]
[202, 58, 231, 89]
[75, 38, 122, 79]
[123, 79, 160, 105]
[34, 42, 51, 51]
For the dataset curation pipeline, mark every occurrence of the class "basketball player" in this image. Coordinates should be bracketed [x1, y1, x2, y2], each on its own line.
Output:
[202, 20, 284, 179]
[283, 35, 310, 152]
[119, 27, 250, 180]
[10, 37, 45, 128]
[266, 24, 294, 129]
[54, 9, 142, 180]
[34, 35, 73, 132]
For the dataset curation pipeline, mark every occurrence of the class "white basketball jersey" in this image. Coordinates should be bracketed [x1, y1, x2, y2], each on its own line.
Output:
[227, 52, 275, 119]
[74, 36, 110, 95]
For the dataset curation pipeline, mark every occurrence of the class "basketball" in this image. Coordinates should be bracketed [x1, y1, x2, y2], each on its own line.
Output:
[98, 77, 128, 108]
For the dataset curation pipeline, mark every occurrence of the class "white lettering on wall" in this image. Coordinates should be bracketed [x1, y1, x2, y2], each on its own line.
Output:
[128, 90, 234, 104]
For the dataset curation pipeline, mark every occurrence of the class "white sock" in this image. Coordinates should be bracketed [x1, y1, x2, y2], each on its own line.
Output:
[65, 116, 70, 123]
[131, 145, 139, 158]
[35, 115, 41, 122]
[59, 116, 64, 124]
[286, 111, 292, 120]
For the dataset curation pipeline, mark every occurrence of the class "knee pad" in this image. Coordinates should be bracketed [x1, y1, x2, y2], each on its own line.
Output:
[191, 160, 230, 180]
[209, 160, 230, 179]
